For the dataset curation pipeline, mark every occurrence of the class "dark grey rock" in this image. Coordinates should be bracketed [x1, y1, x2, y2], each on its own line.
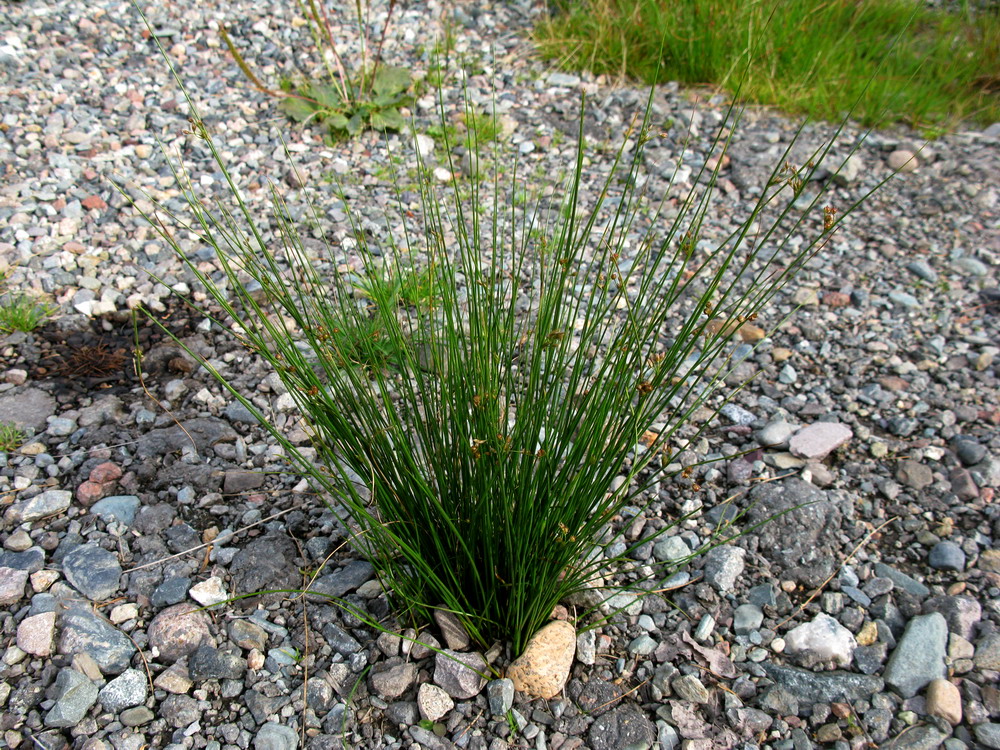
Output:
[975, 723, 1000, 749]
[310, 560, 376, 599]
[229, 534, 299, 601]
[323, 623, 362, 655]
[896, 459, 934, 490]
[588, 704, 655, 750]
[748, 583, 778, 609]
[223, 469, 266, 493]
[385, 701, 420, 726]
[760, 664, 883, 703]
[747, 478, 849, 586]
[224, 400, 260, 424]
[883, 612, 948, 698]
[433, 649, 487, 699]
[569, 679, 624, 717]
[151, 576, 191, 607]
[853, 643, 888, 674]
[246, 689, 291, 725]
[136, 417, 237, 457]
[90, 495, 141, 526]
[702, 545, 745, 593]
[873, 563, 930, 598]
[953, 437, 987, 466]
[229, 619, 269, 651]
[757, 687, 799, 715]
[369, 660, 418, 699]
[487, 678, 515, 715]
[928, 541, 966, 571]
[923, 595, 981, 641]
[98, 669, 147, 712]
[408, 726, 457, 750]
[161, 694, 202, 728]
[44, 668, 98, 728]
[0, 546, 45, 573]
[254, 722, 298, 750]
[62, 544, 122, 601]
[188, 645, 247, 681]
[881, 725, 948, 750]
[58, 604, 135, 674]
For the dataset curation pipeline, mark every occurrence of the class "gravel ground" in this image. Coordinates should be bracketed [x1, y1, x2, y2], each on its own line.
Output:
[1, 1, 999, 750]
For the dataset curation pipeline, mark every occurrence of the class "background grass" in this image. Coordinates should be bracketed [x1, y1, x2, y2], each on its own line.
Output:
[536, 0, 1000, 131]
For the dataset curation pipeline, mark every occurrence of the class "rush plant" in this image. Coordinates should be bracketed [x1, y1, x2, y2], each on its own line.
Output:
[134, 27, 887, 655]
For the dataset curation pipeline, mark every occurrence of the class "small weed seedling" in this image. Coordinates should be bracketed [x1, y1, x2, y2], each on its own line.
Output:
[0, 422, 25, 452]
[0, 293, 56, 334]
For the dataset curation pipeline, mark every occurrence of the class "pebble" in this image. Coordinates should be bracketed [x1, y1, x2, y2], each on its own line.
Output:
[974, 632, 1000, 670]
[98, 669, 148, 711]
[702, 545, 745, 593]
[672, 673, 711, 703]
[417, 683, 454, 722]
[45, 668, 98, 728]
[924, 678, 962, 725]
[883, 612, 948, 698]
[887, 149, 919, 172]
[59, 604, 136, 674]
[733, 604, 764, 635]
[434, 649, 488, 699]
[62, 544, 123, 601]
[369, 661, 418, 699]
[254, 722, 299, 750]
[5, 489, 72, 523]
[16, 610, 55, 656]
[507, 621, 576, 699]
[783, 613, 857, 668]
[0, 567, 28, 605]
[928, 540, 966, 571]
[148, 603, 216, 663]
[487, 678, 515, 715]
[896, 459, 934, 490]
[788, 422, 852, 459]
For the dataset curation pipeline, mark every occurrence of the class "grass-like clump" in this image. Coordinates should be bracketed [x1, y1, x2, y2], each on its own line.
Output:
[0, 422, 26, 452]
[536, 0, 1000, 131]
[0, 292, 56, 334]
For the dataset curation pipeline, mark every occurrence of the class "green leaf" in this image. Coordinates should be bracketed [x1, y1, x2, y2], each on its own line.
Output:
[310, 83, 344, 109]
[324, 112, 351, 132]
[373, 66, 411, 99]
[371, 108, 405, 132]
[278, 96, 317, 123]
[346, 112, 364, 136]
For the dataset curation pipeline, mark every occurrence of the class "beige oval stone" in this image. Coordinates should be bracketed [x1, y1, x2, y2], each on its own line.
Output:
[507, 620, 575, 699]
[925, 678, 962, 725]
[17, 611, 56, 656]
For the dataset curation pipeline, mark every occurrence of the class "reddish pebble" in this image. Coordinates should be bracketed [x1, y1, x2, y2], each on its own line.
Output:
[82, 169, 98, 180]
[82, 195, 107, 211]
[89, 462, 123, 483]
[982, 488, 994, 503]
[76, 481, 106, 506]
[823, 292, 851, 307]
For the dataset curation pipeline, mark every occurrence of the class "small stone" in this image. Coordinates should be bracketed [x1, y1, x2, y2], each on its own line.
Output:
[110, 603, 139, 625]
[816, 724, 842, 743]
[189, 576, 228, 606]
[369, 661, 418, 699]
[254, 721, 299, 750]
[487, 679, 514, 715]
[148, 603, 215, 663]
[628, 634, 657, 655]
[154, 662, 192, 694]
[733, 604, 764, 635]
[17, 611, 55, 656]
[783, 613, 857, 668]
[4, 529, 32, 552]
[62, 544, 123, 601]
[703, 545, 745, 593]
[652, 536, 691, 564]
[59, 604, 136, 674]
[888, 150, 918, 172]
[98, 669, 148, 712]
[925, 678, 962, 725]
[188, 645, 246, 681]
[928, 541, 966, 572]
[44, 668, 98, 728]
[975, 632, 1000, 670]
[434, 649, 488, 699]
[883, 612, 948, 698]
[0, 567, 28, 605]
[90, 495, 141, 526]
[588, 704, 654, 750]
[230, 619, 269, 651]
[120, 706, 154, 727]
[506, 620, 575, 699]
[895, 459, 934, 490]
[5, 489, 72, 523]
[672, 673, 711, 703]
[433, 609, 470, 651]
[789, 422, 852, 460]
[417, 683, 454, 722]
[151, 576, 191, 607]
[756, 420, 795, 449]
[89, 462, 123, 483]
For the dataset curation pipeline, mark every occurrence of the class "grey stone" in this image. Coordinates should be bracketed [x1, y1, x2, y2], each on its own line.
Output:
[953, 437, 987, 466]
[245, 689, 289, 724]
[756, 420, 794, 449]
[310, 560, 376, 599]
[853, 643, 888, 674]
[547, 72, 581, 87]
[369, 660, 418, 699]
[883, 612, 948, 698]
[161, 694, 202, 728]
[747, 479, 848, 586]
[571, 679, 624, 717]
[923, 595, 981, 641]
[98, 669, 148, 712]
[62, 544, 122, 601]
[588, 704, 655, 750]
[873, 563, 929, 598]
[734, 604, 764, 635]
[188, 645, 247, 681]
[323, 623, 362, 655]
[385, 701, 420, 726]
[760, 664, 883, 703]
[136, 417, 237, 457]
[747, 583, 778, 609]
[44, 668, 98, 728]
[254, 721, 299, 750]
[0, 387, 56, 431]
[881, 725, 949, 750]
[628, 634, 657, 655]
[0, 546, 45, 573]
[151, 577, 191, 608]
[672, 674, 711, 703]
[229, 534, 299, 602]
[434, 649, 487, 699]
[59, 604, 136, 674]
[433, 609, 470, 651]
[906, 260, 938, 283]
[487, 678, 514, 715]
[408, 726, 457, 750]
[6, 490, 72, 523]
[703, 545, 745, 593]
[929, 541, 966, 571]
[975, 723, 1000, 750]
[229, 619, 269, 651]
[974, 632, 1000, 670]
[90, 495, 141, 526]
[652, 536, 691, 564]
[120, 706, 155, 727]
[896, 459, 934, 490]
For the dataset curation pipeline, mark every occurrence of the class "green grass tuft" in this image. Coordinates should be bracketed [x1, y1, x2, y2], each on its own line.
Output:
[0, 422, 25, 452]
[0, 293, 56, 334]
[536, 0, 1000, 131]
